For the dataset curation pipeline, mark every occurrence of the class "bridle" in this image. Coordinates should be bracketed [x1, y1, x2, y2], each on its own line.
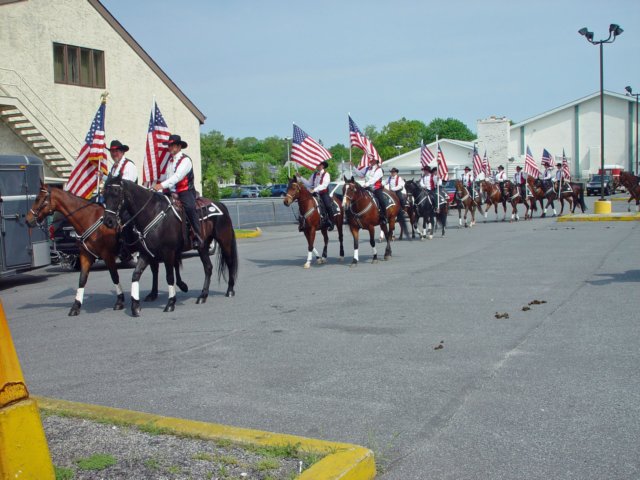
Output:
[103, 178, 155, 229]
[284, 182, 300, 204]
[29, 186, 52, 225]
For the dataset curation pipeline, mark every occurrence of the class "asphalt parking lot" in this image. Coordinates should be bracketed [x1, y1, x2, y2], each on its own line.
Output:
[2, 196, 639, 479]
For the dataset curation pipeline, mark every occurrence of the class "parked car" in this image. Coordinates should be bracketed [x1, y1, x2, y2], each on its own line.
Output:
[269, 183, 289, 197]
[586, 175, 614, 196]
[228, 186, 258, 198]
[442, 180, 458, 207]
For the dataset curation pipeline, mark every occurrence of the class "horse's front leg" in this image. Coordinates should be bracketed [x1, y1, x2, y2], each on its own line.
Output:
[195, 246, 213, 304]
[304, 227, 316, 269]
[69, 252, 95, 316]
[380, 219, 392, 260]
[104, 255, 125, 311]
[350, 225, 360, 267]
[163, 254, 178, 312]
[130, 255, 150, 317]
[337, 215, 345, 261]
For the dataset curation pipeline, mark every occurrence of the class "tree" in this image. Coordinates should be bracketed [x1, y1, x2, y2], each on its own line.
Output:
[375, 118, 429, 160]
[424, 118, 475, 143]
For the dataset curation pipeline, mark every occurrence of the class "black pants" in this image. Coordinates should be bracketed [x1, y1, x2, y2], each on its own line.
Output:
[318, 191, 333, 220]
[178, 190, 201, 237]
[373, 188, 386, 221]
[518, 184, 526, 199]
[394, 191, 405, 209]
[499, 181, 506, 198]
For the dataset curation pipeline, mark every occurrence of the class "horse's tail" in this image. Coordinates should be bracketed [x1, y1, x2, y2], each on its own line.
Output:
[579, 184, 587, 211]
[217, 226, 238, 285]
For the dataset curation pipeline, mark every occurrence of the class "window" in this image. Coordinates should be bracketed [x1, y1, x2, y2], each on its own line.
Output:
[53, 43, 105, 88]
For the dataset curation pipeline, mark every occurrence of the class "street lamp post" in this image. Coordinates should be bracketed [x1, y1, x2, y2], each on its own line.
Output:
[625, 86, 639, 175]
[578, 24, 623, 203]
[284, 137, 291, 177]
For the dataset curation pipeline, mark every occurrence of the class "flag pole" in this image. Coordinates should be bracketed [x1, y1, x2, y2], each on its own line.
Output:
[95, 91, 108, 200]
[348, 113, 352, 178]
[436, 134, 440, 211]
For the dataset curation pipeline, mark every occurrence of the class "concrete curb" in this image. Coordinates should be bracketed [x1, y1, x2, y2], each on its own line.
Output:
[235, 227, 262, 239]
[34, 396, 376, 480]
[557, 212, 640, 222]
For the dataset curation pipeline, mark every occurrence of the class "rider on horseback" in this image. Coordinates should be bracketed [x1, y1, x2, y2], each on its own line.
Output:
[542, 162, 555, 193]
[108, 139, 138, 259]
[299, 160, 334, 231]
[495, 165, 507, 200]
[513, 165, 526, 199]
[386, 167, 406, 209]
[419, 165, 436, 203]
[554, 162, 563, 193]
[355, 157, 386, 224]
[461, 166, 474, 198]
[153, 134, 203, 249]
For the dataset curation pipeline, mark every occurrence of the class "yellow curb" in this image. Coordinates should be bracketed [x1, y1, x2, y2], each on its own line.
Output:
[557, 213, 640, 222]
[235, 226, 262, 239]
[0, 301, 55, 480]
[610, 197, 632, 202]
[34, 396, 376, 480]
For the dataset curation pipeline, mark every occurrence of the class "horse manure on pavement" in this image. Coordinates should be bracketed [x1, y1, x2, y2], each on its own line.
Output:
[434, 340, 444, 350]
[494, 312, 510, 319]
[522, 306, 531, 311]
[528, 299, 547, 305]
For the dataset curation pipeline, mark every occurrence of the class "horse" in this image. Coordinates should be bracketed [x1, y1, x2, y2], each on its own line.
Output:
[341, 177, 400, 266]
[618, 171, 640, 212]
[534, 178, 574, 216]
[403, 180, 448, 239]
[565, 181, 587, 213]
[454, 180, 484, 227]
[25, 183, 167, 316]
[102, 176, 238, 316]
[502, 181, 532, 221]
[282, 177, 344, 268]
[398, 193, 417, 240]
[480, 180, 508, 222]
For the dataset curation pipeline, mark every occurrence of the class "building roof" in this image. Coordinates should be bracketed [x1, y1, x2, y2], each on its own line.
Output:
[88, 0, 206, 125]
[511, 90, 634, 129]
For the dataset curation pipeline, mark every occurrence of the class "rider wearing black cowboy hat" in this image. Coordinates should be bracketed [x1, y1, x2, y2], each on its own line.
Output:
[153, 134, 203, 249]
[386, 167, 406, 209]
[299, 160, 334, 230]
[495, 164, 507, 199]
[514, 165, 526, 199]
[355, 157, 386, 223]
[108, 140, 138, 183]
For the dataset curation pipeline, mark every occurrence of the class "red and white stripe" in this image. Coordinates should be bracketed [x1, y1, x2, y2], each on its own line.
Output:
[437, 144, 448, 181]
[420, 140, 434, 168]
[525, 146, 540, 179]
[472, 147, 483, 178]
[291, 124, 332, 170]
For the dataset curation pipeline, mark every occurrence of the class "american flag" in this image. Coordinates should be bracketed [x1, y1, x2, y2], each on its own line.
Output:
[143, 101, 171, 186]
[472, 145, 483, 178]
[541, 148, 554, 167]
[483, 150, 491, 177]
[525, 146, 540, 178]
[291, 124, 332, 170]
[561, 149, 571, 180]
[349, 115, 382, 169]
[65, 101, 108, 199]
[420, 139, 434, 169]
[437, 144, 448, 181]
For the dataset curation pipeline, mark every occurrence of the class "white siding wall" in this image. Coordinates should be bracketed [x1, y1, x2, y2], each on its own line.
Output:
[0, 0, 202, 188]
[477, 117, 510, 167]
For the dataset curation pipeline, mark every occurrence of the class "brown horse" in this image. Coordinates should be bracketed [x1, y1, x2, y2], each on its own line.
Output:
[503, 181, 533, 221]
[342, 177, 400, 266]
[25, 184, 169, 316]
[535, 178, 574, 216]
[283, 177, 344, 268]
[454, 180, 484, 227]
[480, 180, 507, 222]
[619, 171, 640, 212]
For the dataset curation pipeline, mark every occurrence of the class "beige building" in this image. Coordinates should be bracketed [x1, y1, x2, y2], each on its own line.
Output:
[0, 0, 205, 187]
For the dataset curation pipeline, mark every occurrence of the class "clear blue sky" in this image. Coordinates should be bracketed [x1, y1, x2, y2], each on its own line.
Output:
[103, 0, 639, 147]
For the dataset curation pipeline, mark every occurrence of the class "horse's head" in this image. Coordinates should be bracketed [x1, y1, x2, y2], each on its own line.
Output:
[404, 179, 418, 196]
[102, 174, 125, 229]
[454, 179, 465, 194]
[26, 181, 53, 227]
[342, 176, 360, 210]
[283, 176, 301, 207]
[619, 171, 638, 188]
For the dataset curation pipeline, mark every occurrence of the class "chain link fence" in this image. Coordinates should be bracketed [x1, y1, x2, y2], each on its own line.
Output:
[221, 198, 298, 228]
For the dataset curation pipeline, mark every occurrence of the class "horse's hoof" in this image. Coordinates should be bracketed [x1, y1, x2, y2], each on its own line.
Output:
[177, 281, 189, 292]
[113, 294, 125, 311]
[350, 260, 358, 268]
[131, 300, 141, 317]
[144, 292, 158, 302]
[371, 259, 379, 264]
[317, 257, 327, 265]
[196, 295, 208, 304]
[384, 254, 390, 260]
[339, 256, 344, 263]
[303, 262, 311, 269]
[68, 300, 81, 316]
[428, 235, 433, 240]
[163, 297, 176, 312]
[225, 290, 235, 297]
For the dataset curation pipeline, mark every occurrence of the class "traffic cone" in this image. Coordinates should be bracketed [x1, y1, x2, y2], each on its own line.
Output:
[0, 300, 54, 479]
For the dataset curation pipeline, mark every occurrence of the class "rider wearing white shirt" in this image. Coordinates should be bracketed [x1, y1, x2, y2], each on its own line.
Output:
[554, 162, 563, 192]
[495, 165, 507, 198]
[108, 140, 138, 183]
[386, 167, 406, 208]
[355, 158, 386, 223]
[300, 160, 333, 230]
[461, 166, 474, 197]
[513, 165, 526, 199]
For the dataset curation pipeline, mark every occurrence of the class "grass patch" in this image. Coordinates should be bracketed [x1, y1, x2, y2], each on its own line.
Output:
[75, 453, 117, 471]
[137, 421, 174, 436]
[255, 458, 280, 471]
[166, 465, 181, 474]
[216, 454, 239, 466]
[143, 458, 161, 470]
[54, 465, 74, 480]
[215, 438, 233, 448]
[191, 452, 215, 461]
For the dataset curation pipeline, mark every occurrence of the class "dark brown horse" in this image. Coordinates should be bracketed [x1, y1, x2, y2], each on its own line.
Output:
[102, 177, 238, 316]
[342, 177, 400, 266]
[25, 184, 168, 316]
[283, 177, 344, 268]
[454, 180, 484, 227]
[480, 180, 508, 221]
[398, 193, 417, 239]
[502, 181, 533, 221]
[618, 171, 640, 212]
[534, 178, 574, 216]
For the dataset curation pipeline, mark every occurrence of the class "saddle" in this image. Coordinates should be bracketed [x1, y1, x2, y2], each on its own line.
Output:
[170, 193, 223, 250]
[366, 189, 395, 210]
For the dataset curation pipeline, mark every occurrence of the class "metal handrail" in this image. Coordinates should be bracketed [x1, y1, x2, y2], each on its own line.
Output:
[0, 67, 80, 159]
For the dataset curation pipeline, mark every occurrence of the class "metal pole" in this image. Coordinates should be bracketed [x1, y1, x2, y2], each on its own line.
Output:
[636, 94, 639, 175]
[599, 42, 605, 200]
[286, 138, 290, 177]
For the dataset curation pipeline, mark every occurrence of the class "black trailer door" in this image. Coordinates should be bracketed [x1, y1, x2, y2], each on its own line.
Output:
[0, 167, 32, 269]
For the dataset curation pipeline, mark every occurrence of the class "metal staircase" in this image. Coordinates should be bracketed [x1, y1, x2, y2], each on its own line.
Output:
[0, 68, 79, 181]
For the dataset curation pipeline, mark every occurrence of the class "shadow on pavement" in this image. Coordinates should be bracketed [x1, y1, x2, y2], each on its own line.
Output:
[587, 270, 640, 286]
